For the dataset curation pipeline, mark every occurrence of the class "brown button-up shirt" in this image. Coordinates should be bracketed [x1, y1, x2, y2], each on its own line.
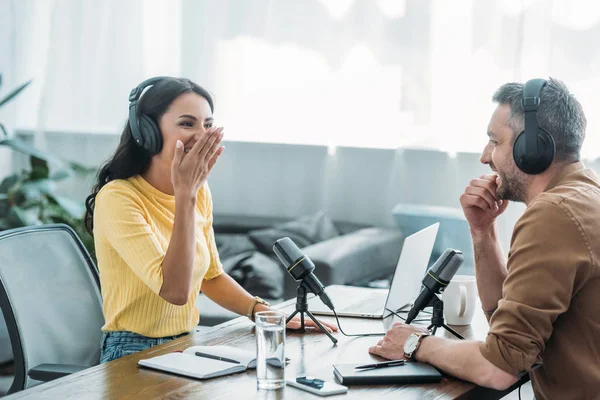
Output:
[479, 162, 600, 400]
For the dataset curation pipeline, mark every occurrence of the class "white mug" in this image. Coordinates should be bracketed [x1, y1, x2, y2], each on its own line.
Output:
[442, 275, 477, 326]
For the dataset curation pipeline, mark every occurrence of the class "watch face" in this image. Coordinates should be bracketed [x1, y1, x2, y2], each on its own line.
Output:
[404, 334, 419, 353]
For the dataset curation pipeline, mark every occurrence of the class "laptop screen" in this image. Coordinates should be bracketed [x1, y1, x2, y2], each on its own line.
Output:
[382, 223, 439, 317]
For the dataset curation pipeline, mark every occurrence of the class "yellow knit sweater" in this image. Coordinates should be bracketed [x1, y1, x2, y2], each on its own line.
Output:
[93, 175, 223, 338]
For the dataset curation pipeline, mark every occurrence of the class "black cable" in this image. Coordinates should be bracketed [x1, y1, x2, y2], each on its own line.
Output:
[333, 310, 385, 337]
[518, 384, 522, 400]
[384, 308, 430, 323]
[332, 308, 431, 338]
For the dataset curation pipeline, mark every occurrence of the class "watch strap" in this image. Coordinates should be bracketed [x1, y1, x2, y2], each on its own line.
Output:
[247, 296, 270, 321]
[404, 332, 430, 359]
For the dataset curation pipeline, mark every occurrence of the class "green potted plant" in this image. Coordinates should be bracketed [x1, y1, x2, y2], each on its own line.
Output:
[0, 74, 95, 256]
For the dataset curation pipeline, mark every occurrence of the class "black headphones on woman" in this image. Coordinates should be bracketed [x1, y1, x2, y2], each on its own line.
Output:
[128, 76, 169, 155]
[512, 78, 556, 174]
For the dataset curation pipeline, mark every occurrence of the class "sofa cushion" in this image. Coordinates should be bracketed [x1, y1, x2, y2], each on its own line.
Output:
[302, 227, 405, 286]
[215, 234, 257, 259]
[222, 251, 285, 300]
[247, 212, 340, 253]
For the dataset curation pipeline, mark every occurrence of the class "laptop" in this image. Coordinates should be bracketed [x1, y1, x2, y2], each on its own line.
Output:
[307, 223, 439, 319]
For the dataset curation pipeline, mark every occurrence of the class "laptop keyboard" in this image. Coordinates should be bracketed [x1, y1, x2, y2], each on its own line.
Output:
[340, 292, 387, 314]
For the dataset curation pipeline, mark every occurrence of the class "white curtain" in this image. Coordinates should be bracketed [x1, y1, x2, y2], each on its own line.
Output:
[5, 0, 600, 156]
[7, 0, 181, 134]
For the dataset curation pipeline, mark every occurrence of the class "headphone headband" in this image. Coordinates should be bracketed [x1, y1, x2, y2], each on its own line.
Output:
[128, 76, 170, 102]
[522, 78, 547, 160]
[522, 78, 546, 111]
[129, 76, 170, 154]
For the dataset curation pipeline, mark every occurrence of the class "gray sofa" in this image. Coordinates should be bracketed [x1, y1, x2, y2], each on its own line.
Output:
[196, 213, 405, 326]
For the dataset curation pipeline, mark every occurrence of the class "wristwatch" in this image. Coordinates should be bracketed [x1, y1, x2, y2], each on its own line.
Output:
[403, 332, 430, 360]
[247, 296, 270, 321]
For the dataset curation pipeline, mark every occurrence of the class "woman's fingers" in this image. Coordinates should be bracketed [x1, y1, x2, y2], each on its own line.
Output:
[197, 127, 223, 160]
[188, 126, 217, 156]
[207, 147, 225, 172]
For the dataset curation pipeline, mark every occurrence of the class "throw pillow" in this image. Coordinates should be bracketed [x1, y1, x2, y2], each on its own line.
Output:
[248, 212, 340, 254]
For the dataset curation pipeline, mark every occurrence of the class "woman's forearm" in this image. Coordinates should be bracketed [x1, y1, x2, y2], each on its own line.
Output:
[159, 193, 197, 305]
[201, 274, 259, 316]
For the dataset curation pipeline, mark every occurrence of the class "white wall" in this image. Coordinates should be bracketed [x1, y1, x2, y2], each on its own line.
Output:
[0, 0, 16, 182]
[16, 130, 600, 254]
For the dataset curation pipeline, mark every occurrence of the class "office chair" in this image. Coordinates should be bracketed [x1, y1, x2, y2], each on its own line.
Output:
[0, 224, 104, 394]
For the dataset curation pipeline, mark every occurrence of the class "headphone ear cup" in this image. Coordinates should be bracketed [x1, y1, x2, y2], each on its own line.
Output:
[513, 129, 555, 174]
[139, 114, 162, 155]
[513, 131, 527, 172]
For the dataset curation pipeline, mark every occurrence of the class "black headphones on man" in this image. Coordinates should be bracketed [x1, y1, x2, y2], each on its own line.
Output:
[512, 78, 556, 174]
[128, 76, 169, 155]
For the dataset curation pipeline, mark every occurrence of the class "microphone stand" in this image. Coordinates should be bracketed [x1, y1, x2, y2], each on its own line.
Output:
[427, 295, 465, 340]
[286, 282, 338, 344]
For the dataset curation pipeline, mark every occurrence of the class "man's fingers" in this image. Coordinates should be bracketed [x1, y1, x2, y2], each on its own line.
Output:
[465, 186, 498, 211]
[469, 178, 499, 200]
[461, 193, 493, 212]
[368, 345, 383, 356]
[497, 199, 510, 214]
[480, 173, 499, 181]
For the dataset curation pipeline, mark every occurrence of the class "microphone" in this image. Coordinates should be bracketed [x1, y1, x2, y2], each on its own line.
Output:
[273, 237, 335, 311]
[405, 248, 464, 324]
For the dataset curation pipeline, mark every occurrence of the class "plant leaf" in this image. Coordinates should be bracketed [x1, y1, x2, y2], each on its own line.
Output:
[69, 161, 96, 175]
[0, 80, 32, 108]
[0, 138, 93, 175]
[49, 168, 72, 181]
[19, 179, 55, 202]
[30, 156, 50, 179]
[0, 123, 7, 140]
[0, 138, 62, 165]
[7, 206, 42, 227]
[0, 199, 9, 218]
[51, 195, 85, 219]
[0, 174, 19, 194]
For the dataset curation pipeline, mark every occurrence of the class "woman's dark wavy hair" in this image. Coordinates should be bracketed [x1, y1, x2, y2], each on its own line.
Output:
[84, 77, 214, 235]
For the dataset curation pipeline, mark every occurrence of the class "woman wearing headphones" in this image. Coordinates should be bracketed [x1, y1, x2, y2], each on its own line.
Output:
[85, 77, 337, 363]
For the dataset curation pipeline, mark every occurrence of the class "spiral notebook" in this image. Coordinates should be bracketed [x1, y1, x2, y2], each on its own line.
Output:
[138, 345, 259, 380]
[333, 362, 442, 385]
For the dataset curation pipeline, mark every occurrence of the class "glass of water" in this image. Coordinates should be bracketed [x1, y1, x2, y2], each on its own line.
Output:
[255, 311, 286, 390]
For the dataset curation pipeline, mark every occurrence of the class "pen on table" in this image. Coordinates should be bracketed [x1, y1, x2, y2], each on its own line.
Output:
[195, 352, 240, 364]
[355, 359, 406, 370]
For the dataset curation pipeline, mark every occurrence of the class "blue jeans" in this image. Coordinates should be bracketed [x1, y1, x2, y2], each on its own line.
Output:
[100, 331, 190, 363]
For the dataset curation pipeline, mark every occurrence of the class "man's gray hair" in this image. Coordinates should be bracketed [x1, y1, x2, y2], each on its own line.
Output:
[492, 78, 586, 161]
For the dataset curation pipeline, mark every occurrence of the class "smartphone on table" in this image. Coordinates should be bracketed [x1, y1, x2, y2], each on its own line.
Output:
[286, 376, 348, 396]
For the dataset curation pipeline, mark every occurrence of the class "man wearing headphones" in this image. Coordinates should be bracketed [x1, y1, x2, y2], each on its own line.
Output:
[369, 78, 600, 399]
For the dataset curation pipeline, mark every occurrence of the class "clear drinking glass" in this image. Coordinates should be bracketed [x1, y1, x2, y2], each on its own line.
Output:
[255, 311, 286, 390]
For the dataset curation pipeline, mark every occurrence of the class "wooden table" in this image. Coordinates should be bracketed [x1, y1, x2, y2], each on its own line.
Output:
[7, 286, 525, 399]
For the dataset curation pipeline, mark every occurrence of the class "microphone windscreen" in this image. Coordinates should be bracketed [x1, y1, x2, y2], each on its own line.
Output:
[437, 250, 464, 282]
[273, 237, 304, 268]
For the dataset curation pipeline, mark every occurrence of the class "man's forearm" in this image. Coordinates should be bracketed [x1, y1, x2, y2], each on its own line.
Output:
[472, 225, 508, 313]
[415, 336, 518, 390]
